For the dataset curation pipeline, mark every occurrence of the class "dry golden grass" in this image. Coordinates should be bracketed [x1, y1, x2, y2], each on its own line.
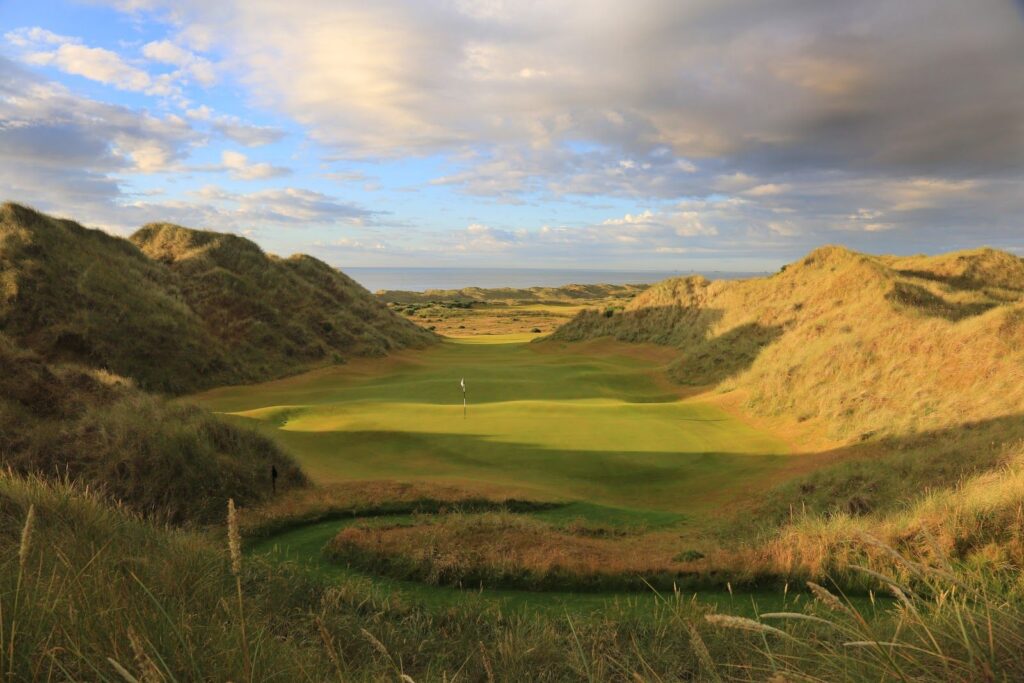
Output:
[695, 439, 1024, 589]
[239, 480, 559, 537]
[555, 245, 1024, 442]
[325, 511, 694, 590]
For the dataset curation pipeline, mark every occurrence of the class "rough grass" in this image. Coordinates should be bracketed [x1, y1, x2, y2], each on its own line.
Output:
[0, 332, 304, 524]
[377, 282, 648, 305]
[324, 510, 696, 592]
[702, 440, 1024, 592]
[553, 245, 1024, 443]
[5, 470, 1024, 681]
[0, 202, 434, 393]
[239, 480, 561, 538]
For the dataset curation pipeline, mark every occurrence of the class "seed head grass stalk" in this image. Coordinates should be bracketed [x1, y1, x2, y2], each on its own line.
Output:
[228, 498, 251, 683]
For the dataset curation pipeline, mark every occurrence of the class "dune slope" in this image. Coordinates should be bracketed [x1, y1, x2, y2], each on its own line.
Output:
[553, 245, 1024, 441]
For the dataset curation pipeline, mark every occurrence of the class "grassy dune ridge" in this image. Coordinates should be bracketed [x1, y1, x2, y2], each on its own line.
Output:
[553, 245, 1024, 441]
[0, 203, 436, 521]
[1, 203, 434, 393]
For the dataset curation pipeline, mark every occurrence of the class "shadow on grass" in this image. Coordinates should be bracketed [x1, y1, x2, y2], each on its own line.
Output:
[885, 281, 999, 321]
[552, 306, 784, 386]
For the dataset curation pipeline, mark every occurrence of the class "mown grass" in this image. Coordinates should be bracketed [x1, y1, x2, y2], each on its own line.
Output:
[192, 339, 793, 516]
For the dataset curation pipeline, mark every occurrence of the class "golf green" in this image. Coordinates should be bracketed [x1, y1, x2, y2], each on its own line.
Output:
[193, 338, 793, 518]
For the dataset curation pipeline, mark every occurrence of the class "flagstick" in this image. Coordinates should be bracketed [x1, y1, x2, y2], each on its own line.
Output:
[461, 377, 467, 419]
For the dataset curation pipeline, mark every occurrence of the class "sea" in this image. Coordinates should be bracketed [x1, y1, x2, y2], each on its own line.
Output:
[344, 267, 764, 293]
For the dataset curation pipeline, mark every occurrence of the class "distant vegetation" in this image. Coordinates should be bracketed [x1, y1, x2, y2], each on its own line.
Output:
[380, 283, 645, 336]
[378, 282, 648, 305]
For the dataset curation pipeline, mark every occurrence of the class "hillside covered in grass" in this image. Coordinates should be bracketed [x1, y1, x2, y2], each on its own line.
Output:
[0, 202, 435, 522]
[553, 245, 1024, 442]
[1, 202, 434, 393]
[0, 329, 305, 523]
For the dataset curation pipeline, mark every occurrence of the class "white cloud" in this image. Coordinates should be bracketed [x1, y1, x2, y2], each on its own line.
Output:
[743, 183, 791, 197]
[26, 42, 158, 93]
[220, 150, 290, 180]
[142, 39, 217, 86]
[186, 106, 285, 146]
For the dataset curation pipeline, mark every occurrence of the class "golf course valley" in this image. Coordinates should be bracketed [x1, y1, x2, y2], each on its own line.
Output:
[4, 205, 1024, 680]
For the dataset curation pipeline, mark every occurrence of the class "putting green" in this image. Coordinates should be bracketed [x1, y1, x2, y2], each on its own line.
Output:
[193, 339, 792, 516]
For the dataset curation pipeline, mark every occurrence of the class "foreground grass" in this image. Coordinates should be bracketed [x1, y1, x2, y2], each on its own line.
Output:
[4, 471, 1024, 681]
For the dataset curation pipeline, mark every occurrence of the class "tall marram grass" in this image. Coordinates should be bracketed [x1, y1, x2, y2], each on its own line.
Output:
[4, 469, 1024, 680]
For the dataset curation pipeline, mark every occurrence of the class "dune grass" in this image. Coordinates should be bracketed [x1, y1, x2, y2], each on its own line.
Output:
[0, 332, 304, 524]
[4, 469, 1023, 681]
[0, 202, 433, 394]
[553, 245, 1024, 443]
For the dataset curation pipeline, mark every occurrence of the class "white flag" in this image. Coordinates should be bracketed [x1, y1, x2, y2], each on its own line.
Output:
[460, 377, 465, 393]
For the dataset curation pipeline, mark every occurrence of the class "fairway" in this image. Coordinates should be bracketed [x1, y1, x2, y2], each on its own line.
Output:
[193, 338, 793, 518]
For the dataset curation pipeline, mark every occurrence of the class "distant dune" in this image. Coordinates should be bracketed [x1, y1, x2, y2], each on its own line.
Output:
[377, 282, 649, 304]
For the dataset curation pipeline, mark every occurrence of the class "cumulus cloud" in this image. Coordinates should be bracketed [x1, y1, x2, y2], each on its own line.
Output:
[142, 39, 216, 86]
[219, 150, 290, 180]
[22, 40, 159, 93]
[0, 57, 199, 185]
[11, 1, 1024, 265]
[6, 26, 220, 100]
[179, 186, 378, 227]
[96, 1, 1024, 172]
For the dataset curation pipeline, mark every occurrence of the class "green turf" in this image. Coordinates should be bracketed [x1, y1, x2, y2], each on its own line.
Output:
[194, 339, 792, 516]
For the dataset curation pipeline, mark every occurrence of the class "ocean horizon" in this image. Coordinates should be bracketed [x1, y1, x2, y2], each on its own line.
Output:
[343, 267, 765, 293]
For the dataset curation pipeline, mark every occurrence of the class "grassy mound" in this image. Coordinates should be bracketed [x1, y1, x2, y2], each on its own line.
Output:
[0, 203, 224, 393]
[133, 222, 435, 387]
[0, 332, 304, 523]
[553, 245, 1024, 442]
[1, 202, 434, 393]
[325, 510, 693, 592]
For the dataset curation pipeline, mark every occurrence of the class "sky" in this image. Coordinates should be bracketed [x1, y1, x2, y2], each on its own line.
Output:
[1, 0, 1022, 271]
